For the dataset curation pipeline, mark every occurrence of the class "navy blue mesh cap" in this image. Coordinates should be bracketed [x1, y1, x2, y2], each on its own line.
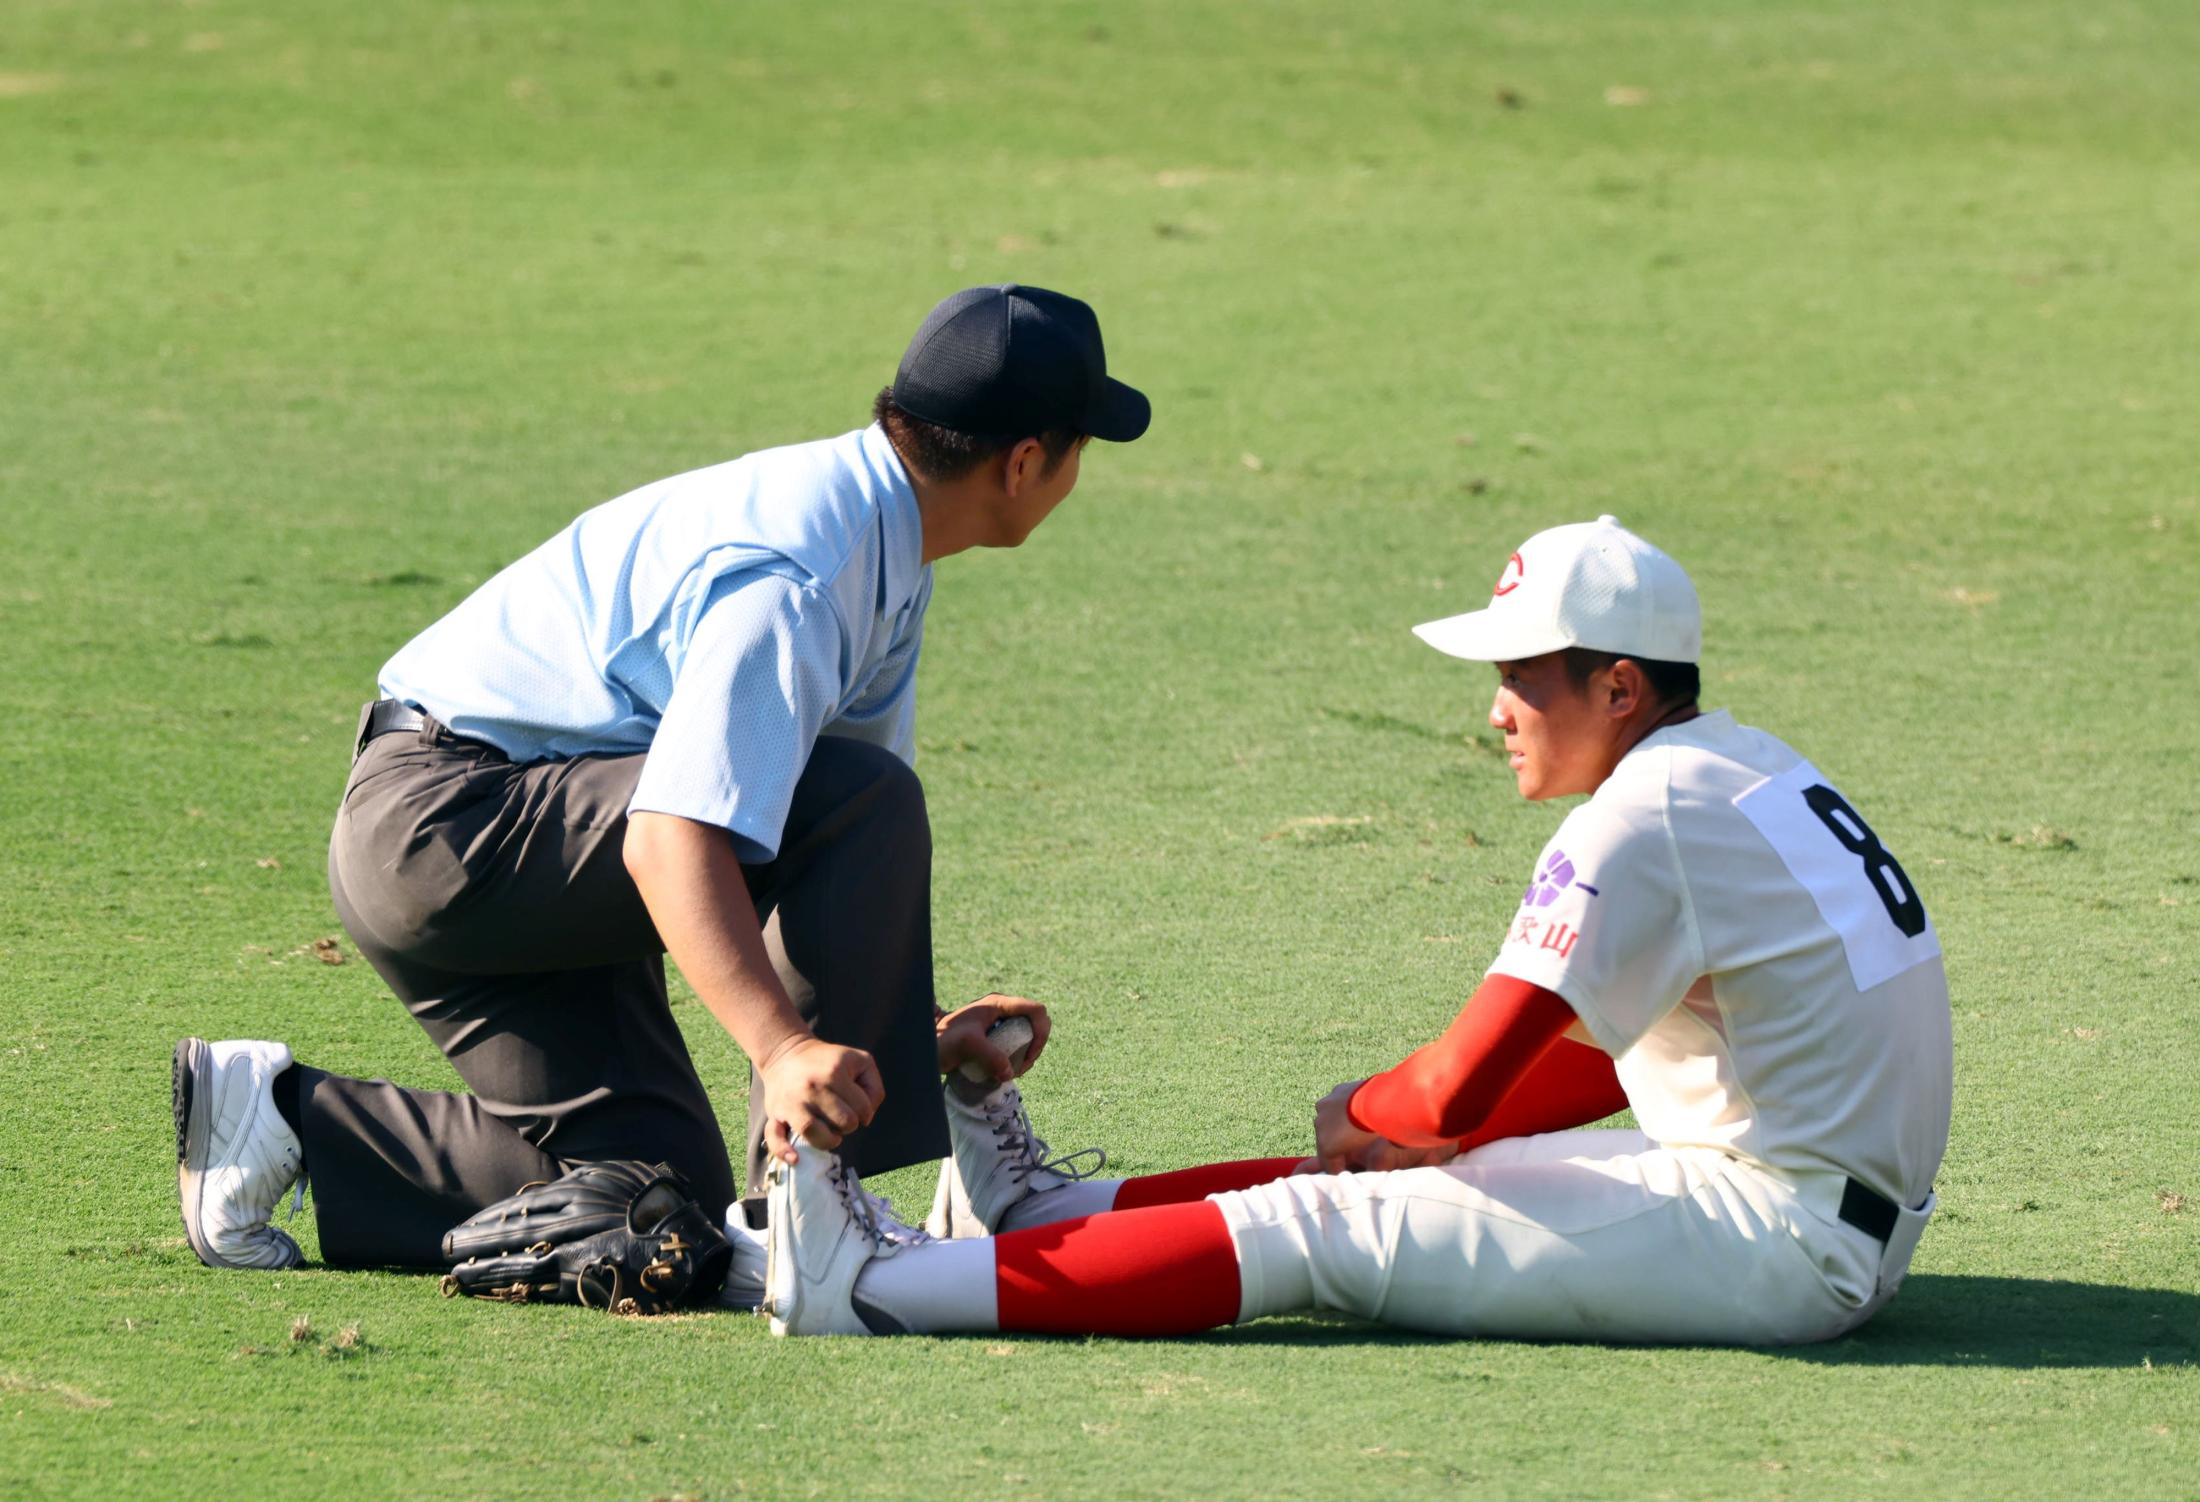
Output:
[891, 284, 1150, 443]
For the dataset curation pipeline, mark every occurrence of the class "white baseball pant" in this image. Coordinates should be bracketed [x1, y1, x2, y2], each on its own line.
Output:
[1211, 1129, 1932, 1346]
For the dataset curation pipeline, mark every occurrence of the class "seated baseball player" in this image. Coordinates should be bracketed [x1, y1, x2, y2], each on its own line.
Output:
[762, 515, 1953, 1346]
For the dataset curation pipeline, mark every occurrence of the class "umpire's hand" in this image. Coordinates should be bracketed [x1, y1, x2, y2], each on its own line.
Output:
[759, 1036, 885, 1163]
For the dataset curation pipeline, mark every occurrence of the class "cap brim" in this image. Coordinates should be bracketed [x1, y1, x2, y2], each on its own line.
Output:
[1411, 610, 1575, 663]
[1084, 377, 1150, 442]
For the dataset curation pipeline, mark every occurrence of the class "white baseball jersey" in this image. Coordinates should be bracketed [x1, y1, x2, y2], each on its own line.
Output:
[1485, 710, 1952, 1207]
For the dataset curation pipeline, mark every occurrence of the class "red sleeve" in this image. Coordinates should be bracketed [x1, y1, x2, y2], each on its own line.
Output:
[1346, 975, 1626, 1149]
[1448, 1035, 1629, 1154]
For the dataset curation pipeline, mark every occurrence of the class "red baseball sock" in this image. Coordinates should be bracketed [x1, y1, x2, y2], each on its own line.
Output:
[1111, 1156, 1304, 1210]
[995, 1201, 1240, 1336]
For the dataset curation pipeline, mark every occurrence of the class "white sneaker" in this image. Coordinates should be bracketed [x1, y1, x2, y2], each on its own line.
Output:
[173, 1037, 306, 1270]
[763, 1148, 930, 1337]
[925, 1077, 1106, 1239]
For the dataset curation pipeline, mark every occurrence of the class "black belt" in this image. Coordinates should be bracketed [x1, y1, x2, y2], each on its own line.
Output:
[1838, 1177, 1901, 1244]
[353, 698, 426, 759]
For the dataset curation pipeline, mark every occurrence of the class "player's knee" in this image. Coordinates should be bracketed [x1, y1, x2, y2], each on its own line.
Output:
[1215, 1173, 1401, 1322]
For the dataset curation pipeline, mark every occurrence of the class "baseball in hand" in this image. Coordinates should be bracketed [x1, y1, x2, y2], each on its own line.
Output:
[958, 1014, 1035, 1083]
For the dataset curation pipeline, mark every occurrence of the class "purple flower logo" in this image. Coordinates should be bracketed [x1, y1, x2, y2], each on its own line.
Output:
[1523, 850, 1597, 908]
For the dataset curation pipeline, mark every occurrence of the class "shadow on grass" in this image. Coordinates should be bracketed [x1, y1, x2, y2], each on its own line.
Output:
[1177, 1277, 2200, 1368]
[1776, 1275, 2200, 1369]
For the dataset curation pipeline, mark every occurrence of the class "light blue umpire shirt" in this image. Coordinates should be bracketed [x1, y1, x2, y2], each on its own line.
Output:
[377, 424, 932, 864]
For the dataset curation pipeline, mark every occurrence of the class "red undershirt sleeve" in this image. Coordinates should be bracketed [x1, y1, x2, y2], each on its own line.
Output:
[1446, 1034, 1630, 1154]
[1345, 975, 1627, 1149]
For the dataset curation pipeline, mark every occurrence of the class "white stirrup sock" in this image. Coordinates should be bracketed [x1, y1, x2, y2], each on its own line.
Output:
[996, 1177, 1123, 1233]
[851, 1237, 999, 1334]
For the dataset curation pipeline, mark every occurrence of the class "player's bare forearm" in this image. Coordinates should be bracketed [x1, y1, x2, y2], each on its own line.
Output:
[623, 811, 808, 1063]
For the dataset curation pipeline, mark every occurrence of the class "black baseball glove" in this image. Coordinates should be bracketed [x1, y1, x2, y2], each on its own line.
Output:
[440, 1159, 731, 1315]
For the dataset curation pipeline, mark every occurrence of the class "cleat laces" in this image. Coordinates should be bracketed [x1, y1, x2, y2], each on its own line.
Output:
[983, 1089, 1107, 1185]
[830, 1161, 932, 1250]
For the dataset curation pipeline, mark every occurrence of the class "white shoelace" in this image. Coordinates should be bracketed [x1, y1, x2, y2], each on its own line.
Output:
[983, 1090, 1107, 1185]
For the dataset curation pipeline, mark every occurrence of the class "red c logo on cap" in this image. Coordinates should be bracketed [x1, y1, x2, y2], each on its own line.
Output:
[1492, 552, 1525, 598]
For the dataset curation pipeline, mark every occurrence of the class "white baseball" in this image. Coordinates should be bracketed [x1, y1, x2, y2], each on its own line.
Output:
[958, 1014, 1035, 1082]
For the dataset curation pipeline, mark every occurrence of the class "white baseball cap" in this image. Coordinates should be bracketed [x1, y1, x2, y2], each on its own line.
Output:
[1412, 515, 1701, 665]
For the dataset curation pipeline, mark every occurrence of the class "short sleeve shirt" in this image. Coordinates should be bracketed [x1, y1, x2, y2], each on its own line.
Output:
[1486, 712, 1953, 1204]
[377, 425, 930, 863]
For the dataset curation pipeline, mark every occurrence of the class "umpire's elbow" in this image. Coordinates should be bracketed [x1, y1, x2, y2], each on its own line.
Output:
[622, 810, 673, 883]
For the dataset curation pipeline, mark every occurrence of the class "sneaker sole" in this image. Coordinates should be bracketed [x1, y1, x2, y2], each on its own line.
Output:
[763, 1162, 794, 1335]
[173, 1037, 220, 1268]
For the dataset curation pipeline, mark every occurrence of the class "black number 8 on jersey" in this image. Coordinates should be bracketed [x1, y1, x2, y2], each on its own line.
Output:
[1802, 784, 1928, 938]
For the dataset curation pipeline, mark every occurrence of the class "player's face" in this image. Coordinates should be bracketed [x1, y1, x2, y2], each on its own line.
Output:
[1489, 655, 1610, 800]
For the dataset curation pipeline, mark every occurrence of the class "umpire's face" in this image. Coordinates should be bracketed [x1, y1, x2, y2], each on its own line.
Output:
[987, 434, 1090, 548]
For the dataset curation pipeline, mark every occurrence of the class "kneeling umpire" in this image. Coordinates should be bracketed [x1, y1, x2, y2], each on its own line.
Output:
[173, 285, 1149, 1271]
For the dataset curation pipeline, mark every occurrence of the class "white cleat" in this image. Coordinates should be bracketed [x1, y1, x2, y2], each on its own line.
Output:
[925, 1076, 1106, 1240]
[173, 1037, 306, 1270]
[763, 1148, 930, 1336]
[718, 1199, 769, 1311]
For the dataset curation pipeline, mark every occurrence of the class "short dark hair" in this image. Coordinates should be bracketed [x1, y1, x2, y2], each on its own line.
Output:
[1559, 646, 1700, 708]
[871, 388, 1080, 483]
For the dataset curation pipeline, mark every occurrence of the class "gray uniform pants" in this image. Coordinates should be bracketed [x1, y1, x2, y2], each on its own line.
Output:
[311, 712, 946, 1268]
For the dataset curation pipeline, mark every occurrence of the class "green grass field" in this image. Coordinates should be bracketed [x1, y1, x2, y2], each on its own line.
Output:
[3, 1, 2196, 1495]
